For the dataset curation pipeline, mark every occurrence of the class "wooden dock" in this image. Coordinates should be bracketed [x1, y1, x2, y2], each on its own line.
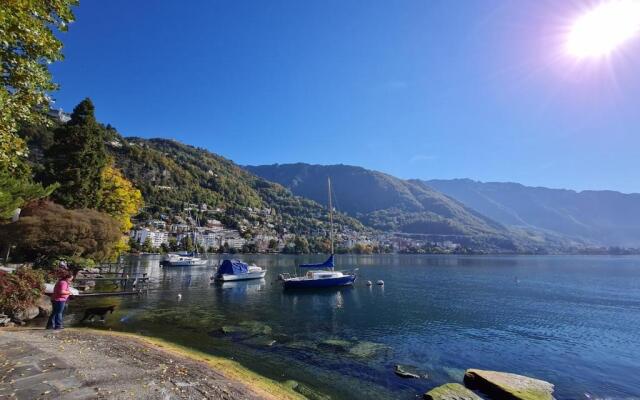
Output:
[74, 290, 144, 297]
[73, 264, 151, 297]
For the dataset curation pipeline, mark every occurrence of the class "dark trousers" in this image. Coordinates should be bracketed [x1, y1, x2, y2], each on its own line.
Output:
[46, 300, 66, 329]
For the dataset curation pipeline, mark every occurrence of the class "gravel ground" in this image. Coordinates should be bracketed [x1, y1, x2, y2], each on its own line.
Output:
[0, 328, 298, 400]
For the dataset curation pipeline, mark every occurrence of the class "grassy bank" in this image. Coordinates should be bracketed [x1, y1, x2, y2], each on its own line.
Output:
[79, 328, 305, 400]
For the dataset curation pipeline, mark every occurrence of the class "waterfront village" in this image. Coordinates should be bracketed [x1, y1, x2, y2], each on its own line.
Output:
[128, 203, 464, 255]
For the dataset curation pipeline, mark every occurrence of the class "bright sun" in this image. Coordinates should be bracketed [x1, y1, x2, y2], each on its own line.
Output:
[566, 0, 640, 59]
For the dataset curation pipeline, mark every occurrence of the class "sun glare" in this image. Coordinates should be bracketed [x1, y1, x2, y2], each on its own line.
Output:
[566, 0, 640, 59]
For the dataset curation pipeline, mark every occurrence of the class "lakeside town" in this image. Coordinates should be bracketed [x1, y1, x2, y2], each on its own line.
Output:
[128, 204, 466, 255]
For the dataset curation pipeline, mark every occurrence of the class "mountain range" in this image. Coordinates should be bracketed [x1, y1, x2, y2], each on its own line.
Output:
[21, 121, 640, 251]
[427, 179, 640, 247]
[248, 163, 640, 248]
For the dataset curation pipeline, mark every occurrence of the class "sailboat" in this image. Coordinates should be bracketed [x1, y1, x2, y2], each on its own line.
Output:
[280, 178, 357, 289]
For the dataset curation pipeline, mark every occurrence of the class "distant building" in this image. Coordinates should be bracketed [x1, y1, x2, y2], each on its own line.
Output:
[205, 219, 224, 230]
[131, 228, 168, 247]
[224, 237, 246, 249]
[150, 220, 166, 229]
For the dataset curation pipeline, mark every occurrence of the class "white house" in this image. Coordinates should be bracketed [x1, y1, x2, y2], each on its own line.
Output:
[131, 228, 168, 248]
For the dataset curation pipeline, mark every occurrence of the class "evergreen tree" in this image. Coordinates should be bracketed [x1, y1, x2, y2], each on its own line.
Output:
[0, 170, 57, 220]
[44, 99, 107, 208]
[141, 237, 154, 253]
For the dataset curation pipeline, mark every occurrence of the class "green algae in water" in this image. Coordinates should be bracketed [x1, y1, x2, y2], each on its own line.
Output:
[243, 336, 277, 347]
[285, 380, 332, 400]
[347, 341, 390, 359]
[318, 338, 353, 352]
[284, 340, 319, 351]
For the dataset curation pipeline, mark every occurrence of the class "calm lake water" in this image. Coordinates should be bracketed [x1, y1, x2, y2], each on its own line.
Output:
[66, 254, 640, 399]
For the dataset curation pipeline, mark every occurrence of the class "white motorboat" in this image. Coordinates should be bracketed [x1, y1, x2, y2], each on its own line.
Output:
[215, 259, 266, 281]
[163, 253, 208, 267]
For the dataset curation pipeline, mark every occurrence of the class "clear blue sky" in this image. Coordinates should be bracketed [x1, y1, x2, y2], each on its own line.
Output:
[49, 0, 640, 193]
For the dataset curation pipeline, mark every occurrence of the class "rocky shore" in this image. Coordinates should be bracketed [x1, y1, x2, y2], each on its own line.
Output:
[0, 328, 302, 400]
[425, 369, 555, 400]
[0, 327, 558, 400]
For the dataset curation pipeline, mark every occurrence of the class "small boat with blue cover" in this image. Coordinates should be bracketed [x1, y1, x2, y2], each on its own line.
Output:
[215, 259, 266, 281]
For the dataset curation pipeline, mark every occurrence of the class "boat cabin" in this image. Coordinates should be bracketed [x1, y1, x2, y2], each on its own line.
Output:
[305, 270, 344, 280]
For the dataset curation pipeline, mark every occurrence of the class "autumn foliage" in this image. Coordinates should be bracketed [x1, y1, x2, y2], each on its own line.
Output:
[0, 267, 45, 314]
[0, 201, 122, 262]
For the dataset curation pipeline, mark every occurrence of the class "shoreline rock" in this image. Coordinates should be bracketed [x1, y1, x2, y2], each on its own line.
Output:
[464, 369, 555, 400]
[10, 304, 39, 323]
[424, 383, 483, 400]
[394, 364, 426, 379]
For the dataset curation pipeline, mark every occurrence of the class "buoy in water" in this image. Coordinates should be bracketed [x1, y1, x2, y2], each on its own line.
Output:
[366, 280, 372, 286]
[177, 293, 182, 300]
[376, 280, 384, 286]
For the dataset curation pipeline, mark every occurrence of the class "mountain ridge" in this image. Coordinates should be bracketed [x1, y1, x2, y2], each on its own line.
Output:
[245, 163, 578, 252]
[247, 162, 640, 248]
[426, 178, 640, 246]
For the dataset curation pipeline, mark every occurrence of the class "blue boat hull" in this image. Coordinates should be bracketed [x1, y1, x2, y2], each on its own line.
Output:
[283, 274, 356, 289]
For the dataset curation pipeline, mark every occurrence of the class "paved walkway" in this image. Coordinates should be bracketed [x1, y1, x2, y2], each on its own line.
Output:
[0, 329, 280, 400]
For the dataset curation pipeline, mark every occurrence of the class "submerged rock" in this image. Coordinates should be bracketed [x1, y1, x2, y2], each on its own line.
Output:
[347, 341, 389, 358]
[424, 383, 483, 400]
[284, 380, 332, 400]
[219, 325, 243, 335]
[243, 336, 277, 347]
[238, 320, 273, 336]
[464, 369, 555, 400]
[318, 338, 353, 352]
[394, 364, 426, 379]
[284, 340, 318, 351]
[142, 307, 219, 331]
[216, 321, 273, 338]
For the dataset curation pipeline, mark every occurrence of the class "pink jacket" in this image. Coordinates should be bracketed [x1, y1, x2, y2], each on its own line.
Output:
[53, 280, 70, 301]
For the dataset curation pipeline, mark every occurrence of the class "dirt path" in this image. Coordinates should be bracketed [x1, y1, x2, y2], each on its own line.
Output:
[0, 328, 301, 400]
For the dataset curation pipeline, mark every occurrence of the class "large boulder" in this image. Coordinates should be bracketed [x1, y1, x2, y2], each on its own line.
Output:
[11, 304, 40, 322]
[36, 295, 52, 317]
[424, 383, 483, 400]
[464, 369, 555, 400]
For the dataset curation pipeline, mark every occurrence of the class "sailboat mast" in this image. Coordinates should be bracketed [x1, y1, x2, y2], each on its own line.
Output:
[328, 177, 334, 255]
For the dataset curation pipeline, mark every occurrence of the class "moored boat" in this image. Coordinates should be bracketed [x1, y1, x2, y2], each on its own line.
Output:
[163, 253, 208, 267]
[280, 178, 357, 290]
[215, 259, 266, 281]
[280, 255, 356, 289]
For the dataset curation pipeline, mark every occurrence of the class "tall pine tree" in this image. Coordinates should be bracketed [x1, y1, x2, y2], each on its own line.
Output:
[44, 98, 107, 209]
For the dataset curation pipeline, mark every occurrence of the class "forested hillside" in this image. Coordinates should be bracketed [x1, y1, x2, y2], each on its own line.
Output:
[19, 125, 365, 238]
[110, 138, 365, 236]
